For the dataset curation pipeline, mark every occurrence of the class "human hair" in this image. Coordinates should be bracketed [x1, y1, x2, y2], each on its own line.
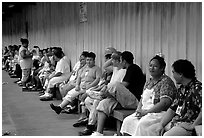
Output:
[43, 49, 47, 53]
[20, 38, 29, 44]
[33, 59, 39, 69]
[13, 45, 19, 51]
[87, 52, 96, 60]
[81, 51, 89, 57]
[105, 54, 112, 60]
[39, 50, 43, 54]
[150, 55, 166, 73]
[172, 59, 196, 79]
[111, 51, 122, 61]
[53, 48, 64, 59]
[121, 51, 134, 64]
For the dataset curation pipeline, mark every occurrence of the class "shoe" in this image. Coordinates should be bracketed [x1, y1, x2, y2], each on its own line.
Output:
[17, 81, 22, 84]
[73, 118, 88, 127]
[91, 132, 103, 136]
[10, 75, 18, 78]
[39, 93, 53, 101]
[50, 103, 62, 114]
[78, 125, 95, 136]
[8, 72, 14, 75]
[22, 87, 29, 91]
[14, 79, 21, 83]
[18, 83, 23, 86]
[31, 87, 43, 91]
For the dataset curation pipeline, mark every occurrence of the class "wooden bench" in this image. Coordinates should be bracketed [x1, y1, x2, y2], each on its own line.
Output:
[111, 109, 135, 136]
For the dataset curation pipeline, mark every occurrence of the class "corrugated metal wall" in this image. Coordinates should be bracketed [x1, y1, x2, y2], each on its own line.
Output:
[2, 2, 202, 81]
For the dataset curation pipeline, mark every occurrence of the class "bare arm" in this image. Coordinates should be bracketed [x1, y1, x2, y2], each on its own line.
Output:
[86, 77, 100, 90]
[20, 50, 32, 59]
[135, 98, 143, 111]
[136, 97, 172, 117]
[160, 108, 175, 127]
[120, 81, 129, 87]
[155, 108, 176, 135]
[102, 58, 113, 73]
[147, 97, 172, 113]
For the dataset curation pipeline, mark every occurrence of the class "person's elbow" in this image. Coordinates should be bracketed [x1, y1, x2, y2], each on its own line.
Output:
[160, 98, 172, 111]
[121, 81, 129, 87]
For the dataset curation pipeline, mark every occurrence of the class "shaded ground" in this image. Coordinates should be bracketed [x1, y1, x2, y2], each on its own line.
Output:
[2, 70, 115, 136]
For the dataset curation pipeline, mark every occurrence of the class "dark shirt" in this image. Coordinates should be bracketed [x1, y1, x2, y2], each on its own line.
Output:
[122, 64, 145, 100]
[170, 79, 202, 124]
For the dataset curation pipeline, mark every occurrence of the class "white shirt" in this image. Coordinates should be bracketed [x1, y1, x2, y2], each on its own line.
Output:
[18, 46, 32, 69]
[108, 67, 126, 88]
[69, 61, 81, 81]
[55, 56, 71, 74]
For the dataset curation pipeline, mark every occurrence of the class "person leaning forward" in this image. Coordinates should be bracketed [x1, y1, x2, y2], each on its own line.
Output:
[91, 51, 145, 136]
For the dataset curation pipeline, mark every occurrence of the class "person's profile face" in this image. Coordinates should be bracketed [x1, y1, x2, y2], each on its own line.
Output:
[120, 57, 126, 68]
[79, 55, 86, 66]
[172, 67, 182, 84]
[43, 50, 47, 55]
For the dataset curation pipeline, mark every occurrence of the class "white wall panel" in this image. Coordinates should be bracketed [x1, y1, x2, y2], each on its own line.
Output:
[2, 2, 202, 81]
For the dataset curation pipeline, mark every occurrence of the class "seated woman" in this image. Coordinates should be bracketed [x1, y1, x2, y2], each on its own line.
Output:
[38, 47, 57, 90]
[59, 51, 89, 98]
[57, 51, 89, 113]
[150, 59, 202, 136]
[120, 54, 177, 136]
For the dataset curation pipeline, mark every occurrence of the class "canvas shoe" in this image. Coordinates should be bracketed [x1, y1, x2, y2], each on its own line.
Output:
[90, 132, 103, 136]
[39, 93, 53, 101]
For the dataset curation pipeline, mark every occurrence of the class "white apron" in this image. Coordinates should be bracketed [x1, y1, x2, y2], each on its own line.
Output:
[120, 88, 166, 136]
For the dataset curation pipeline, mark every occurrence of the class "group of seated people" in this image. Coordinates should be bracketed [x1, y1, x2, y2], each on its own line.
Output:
[3, 41, 202, 136]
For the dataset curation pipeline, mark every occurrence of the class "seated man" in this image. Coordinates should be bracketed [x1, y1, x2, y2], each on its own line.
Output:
[50, 52, 102, 114]
[39, 47, 71, 101]
[91, 51, 146, 136]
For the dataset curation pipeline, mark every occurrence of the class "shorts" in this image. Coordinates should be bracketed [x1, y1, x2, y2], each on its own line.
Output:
[21, 68, 31, 82]
[96, 97, 119, 116]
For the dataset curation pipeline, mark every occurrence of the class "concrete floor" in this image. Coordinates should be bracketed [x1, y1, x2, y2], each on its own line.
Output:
[2, 70, 115, 136]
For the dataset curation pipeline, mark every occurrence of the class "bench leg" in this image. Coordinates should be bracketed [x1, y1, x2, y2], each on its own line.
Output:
[116, 120, 122, 136]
